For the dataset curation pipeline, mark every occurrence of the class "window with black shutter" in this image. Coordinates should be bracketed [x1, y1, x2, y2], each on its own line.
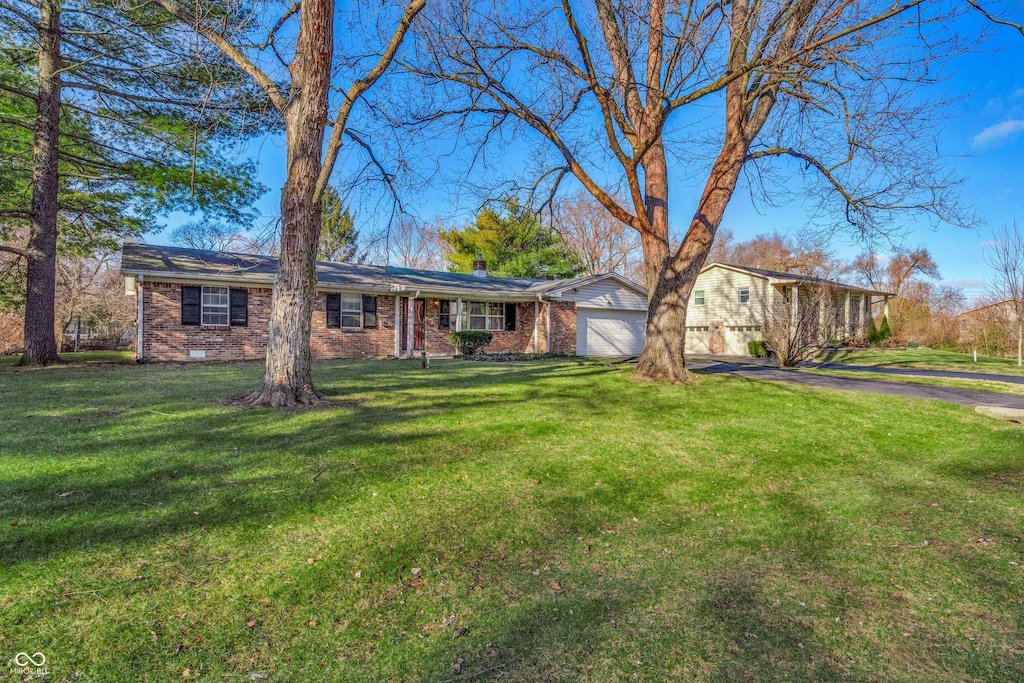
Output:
[439, 300, 450, 329]
[229, 288, 248, 326]
[326, 293, 341, 328]
[504, 303, 516, 331]
[181, 285, 201, 326]
[362, 295, 377, 328]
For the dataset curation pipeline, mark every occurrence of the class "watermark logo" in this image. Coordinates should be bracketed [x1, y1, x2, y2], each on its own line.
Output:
[9, 651, 50, 677]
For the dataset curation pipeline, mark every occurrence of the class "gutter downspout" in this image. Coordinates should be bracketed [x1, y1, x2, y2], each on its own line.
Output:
[136, 275, 144, 363]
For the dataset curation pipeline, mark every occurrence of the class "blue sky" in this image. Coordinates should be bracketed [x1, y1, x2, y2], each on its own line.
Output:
[155, 11, 1024, 304]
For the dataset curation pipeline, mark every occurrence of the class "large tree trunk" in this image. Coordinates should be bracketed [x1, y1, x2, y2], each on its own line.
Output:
[238, 0, 333, 407]
[634, 133, 748, 381]
[19, 0, 61, 366]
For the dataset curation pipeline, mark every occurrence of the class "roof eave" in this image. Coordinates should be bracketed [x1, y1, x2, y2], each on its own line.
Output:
[120, 268, 555, 300]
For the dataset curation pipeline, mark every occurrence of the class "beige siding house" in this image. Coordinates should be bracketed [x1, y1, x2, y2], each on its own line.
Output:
[685, 263, 892, 356]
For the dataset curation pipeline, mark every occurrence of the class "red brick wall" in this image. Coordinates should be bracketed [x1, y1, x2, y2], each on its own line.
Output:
[420, 300, 547, 354]
[310, 292, 396, 359]
[549, 300, 577, 355]
[142, 282, 272, 362]
[140, 282, 578, 361]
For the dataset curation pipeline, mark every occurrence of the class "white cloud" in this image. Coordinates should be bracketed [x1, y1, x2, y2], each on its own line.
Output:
[951, 278, 986, 289]
[974, 119, 1024, 146]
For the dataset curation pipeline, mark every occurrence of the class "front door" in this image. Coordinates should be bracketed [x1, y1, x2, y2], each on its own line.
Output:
[709, 321, 725, 355]
[400, 298, 426, 352]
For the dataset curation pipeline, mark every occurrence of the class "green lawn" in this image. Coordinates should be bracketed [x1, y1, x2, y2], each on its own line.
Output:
[821, 348, 1024, 377]
[1, 358, 1022, 681]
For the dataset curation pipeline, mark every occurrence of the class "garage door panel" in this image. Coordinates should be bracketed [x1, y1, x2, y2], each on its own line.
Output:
[577, 309, 646, 356]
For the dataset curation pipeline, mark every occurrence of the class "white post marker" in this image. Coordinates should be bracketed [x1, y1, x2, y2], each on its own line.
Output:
[974, 348, 978, 363]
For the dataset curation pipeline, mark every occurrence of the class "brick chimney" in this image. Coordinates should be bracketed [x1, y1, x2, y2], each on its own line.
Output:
[472, 253, 487, 278]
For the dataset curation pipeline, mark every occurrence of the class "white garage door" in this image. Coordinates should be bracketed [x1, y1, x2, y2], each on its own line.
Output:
[577, 308, 647, 356]
[726, 326, 762, 356]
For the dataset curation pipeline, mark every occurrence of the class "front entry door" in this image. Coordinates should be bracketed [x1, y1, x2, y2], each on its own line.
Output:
[709, 321, 725, 355]
[400, 298, 426, 352]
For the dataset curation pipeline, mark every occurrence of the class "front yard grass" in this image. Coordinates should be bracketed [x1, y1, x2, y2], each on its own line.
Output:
[1, 358, 1022, 681]
[821, 348, 1024, 377]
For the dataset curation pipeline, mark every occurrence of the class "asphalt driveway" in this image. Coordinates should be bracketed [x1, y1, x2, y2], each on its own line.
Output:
[686, 360, 1024, 410]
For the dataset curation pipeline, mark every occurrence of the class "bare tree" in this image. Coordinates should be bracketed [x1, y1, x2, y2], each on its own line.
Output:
[715, 231, 845, 277]
[984, 221, 1024, 366]
[391, 216, 447, 269]
[852, 248, 940, 298]
[404, 0, 978, 381]
[553, 192, 643, 282]
[760, 283, 842, 366]
[154, 0, 425, 406]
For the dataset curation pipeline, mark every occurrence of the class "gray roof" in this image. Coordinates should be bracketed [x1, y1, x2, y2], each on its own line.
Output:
[120, 243, 635, 300]
[705, 262, 892, 296]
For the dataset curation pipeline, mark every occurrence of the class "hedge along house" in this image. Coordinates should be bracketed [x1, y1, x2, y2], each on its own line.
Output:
[684, 262, 892, 356]
[120, 243, 650, 362]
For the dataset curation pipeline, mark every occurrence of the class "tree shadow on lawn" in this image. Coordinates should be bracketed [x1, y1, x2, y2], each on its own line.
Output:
[391, 488, 888, 682]
[0, 360, 635, 569]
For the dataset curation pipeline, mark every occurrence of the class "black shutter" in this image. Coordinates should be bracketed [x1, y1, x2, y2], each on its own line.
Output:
[438, 300, 450, 329]
[362, 295, 377, 329]
[326, 293, 341, 328]
[229, 288, 248, 327]
[181, 285, 201, 326]
[504, 303, 516, 331]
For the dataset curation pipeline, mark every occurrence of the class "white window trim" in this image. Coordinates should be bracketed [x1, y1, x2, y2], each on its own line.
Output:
[737, 287, 750, 304]
[464, 301, 505, 331]
[340, 292, 362, 330]
[201, 285, 229, 327]
[694, 290, 705, 306]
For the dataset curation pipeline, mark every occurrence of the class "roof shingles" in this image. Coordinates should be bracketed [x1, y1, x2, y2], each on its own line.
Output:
[120, 243, 623, 299]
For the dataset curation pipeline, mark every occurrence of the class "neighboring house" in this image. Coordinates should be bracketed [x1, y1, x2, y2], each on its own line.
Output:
[120, 243, 649, 362]
[684, 263, 892, 355]
[957, 299, 1022, 350]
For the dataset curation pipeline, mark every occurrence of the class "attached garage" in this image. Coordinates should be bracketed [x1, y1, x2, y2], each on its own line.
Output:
[548, 274, 649, 357]
[577, 308, 646, 356]
[726, 326, 762, 356]
[685, 326, 709, 355]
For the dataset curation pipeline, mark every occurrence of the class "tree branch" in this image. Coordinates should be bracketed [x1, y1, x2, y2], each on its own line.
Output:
[152, 0, 287, 111]
[316, 0, 426, 197]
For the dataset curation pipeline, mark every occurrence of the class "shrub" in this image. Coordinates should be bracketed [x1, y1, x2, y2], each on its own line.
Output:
[450, 330, 493, 356]
[878, 315, 892, 341]
[865, 316, 880, 345]
[907, 340, 920, 349]
[748, 340, 769, 358]
[845, 337, 870, 348]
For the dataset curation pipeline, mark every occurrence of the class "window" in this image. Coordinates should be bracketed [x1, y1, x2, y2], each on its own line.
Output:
[737, 287, 750, 304]
[694, 290, 705, 306]
[439, 300, 451, 329]
[465, 301, 506, 331]
[326, 293, 376, 329]
[467, 301, 488, 330]
[340, 293, 362, 328]
[182, 285, 245, 326]
[201, 286, 229, 326]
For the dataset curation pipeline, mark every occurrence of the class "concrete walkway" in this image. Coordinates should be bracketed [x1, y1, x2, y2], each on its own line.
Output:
[686, 360, 1024, 409]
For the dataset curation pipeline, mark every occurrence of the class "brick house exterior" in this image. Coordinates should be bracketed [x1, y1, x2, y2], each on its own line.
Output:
[122, 244, 648, 362]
